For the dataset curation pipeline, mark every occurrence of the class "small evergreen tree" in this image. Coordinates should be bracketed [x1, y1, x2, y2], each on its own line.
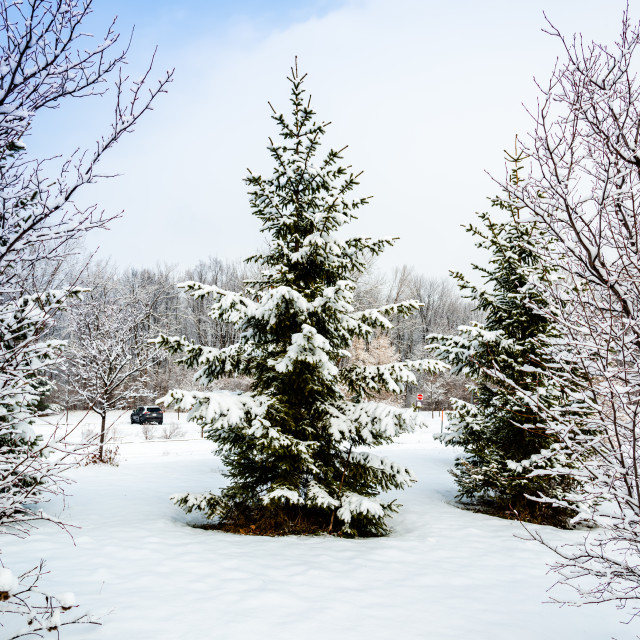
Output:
[158, 62, 442, 537]
[426, 152, 584, 527]
[0, 290, 74, 535]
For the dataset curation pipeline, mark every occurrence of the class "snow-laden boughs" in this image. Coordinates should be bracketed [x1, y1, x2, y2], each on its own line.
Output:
[159, 61, 444, 536]
[426, 152, 589, 528]
[344, 359, 442, 401]
[325, 402, 431, 443]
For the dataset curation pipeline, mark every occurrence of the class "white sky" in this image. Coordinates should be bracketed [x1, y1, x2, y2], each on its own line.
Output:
[30, 0, 629, 278]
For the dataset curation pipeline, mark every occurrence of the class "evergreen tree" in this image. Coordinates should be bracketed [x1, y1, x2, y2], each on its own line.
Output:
[426, 152, 584, 527]
[0, 290, 71, 534]
[157, 62, 442, 537]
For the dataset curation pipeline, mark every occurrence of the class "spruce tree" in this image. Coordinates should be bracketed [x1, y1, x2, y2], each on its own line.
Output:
[158, 62, 442, 537]
[426, 152, 583, 527]
[0, 289, 74, 534]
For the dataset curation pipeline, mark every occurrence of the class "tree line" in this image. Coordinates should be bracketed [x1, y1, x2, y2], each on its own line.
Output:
[45, 256, 479, 421]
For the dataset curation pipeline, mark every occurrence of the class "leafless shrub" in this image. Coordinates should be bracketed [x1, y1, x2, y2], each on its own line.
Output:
[0, 562, 100, 639]
[140, 423, 157, 440]
[80, 426, 98, 444]
[82, 445, 119, 467]
[160, 423, 184, 440]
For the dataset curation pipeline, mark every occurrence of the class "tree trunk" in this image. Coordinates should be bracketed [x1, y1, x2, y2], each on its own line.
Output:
[99, 412, 107, 462]
[328, 443, 353, 533]
[404, 382, 415, 408]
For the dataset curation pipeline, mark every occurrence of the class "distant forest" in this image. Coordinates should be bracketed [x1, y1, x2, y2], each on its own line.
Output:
[46, 255, 480, 413]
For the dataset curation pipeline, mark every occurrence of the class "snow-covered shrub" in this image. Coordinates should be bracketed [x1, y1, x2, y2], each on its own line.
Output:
[82, 444, 120, 467]
[158, 62, 444, 537]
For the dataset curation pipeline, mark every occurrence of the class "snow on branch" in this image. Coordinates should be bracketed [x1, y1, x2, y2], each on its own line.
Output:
[426, 324, 516, 377]
[159, 390, 317, 462]
[270, 324, 339, 378]
[159, 389, 261, 425]
[350, 451, 417, 489]
[343, 358, 447, 399]
[328, 401, 428, 443]
[306, 481, 340, 509]
[153, 336, 246, 383]
[252, 286, 312, 324]
[178, 282, 256, 325]
[354, 299, 423, 325]
[0, 563, 100, 639]
[311, 280, 355, 315]
[336, 493, 385, 524]
[262, 486, 304, 506]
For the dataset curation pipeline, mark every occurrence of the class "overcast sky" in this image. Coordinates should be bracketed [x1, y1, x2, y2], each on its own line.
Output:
[30, 0, 630, 278]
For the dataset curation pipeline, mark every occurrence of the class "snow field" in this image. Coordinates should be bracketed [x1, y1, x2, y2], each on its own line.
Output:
[1, 413, 634, 639]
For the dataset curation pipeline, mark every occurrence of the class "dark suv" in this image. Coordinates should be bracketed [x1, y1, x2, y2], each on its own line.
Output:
[131, 406, 164, 425]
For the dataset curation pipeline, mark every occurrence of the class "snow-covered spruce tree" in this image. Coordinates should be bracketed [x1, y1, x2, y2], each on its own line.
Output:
[426, 153, 585, 527]
[157, 63, 443, 537]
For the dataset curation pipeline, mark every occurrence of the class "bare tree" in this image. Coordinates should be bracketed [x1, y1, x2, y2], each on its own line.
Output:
[422, 375, 447, 415]
[1, 0, 173, 285]
[503, 6, 640, 615]
[119, 264, 184, 396]
[64, 271, 162, 461]
[0, 0, 172, 633]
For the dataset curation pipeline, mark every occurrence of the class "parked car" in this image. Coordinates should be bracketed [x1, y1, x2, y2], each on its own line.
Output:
[131, 406, 164, 425]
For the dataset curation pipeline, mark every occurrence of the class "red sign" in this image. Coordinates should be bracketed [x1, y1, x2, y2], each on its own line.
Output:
[416, 394, 423, 401]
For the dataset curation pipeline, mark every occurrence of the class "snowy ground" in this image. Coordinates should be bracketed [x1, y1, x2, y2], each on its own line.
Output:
[2, 411, 637, 639]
